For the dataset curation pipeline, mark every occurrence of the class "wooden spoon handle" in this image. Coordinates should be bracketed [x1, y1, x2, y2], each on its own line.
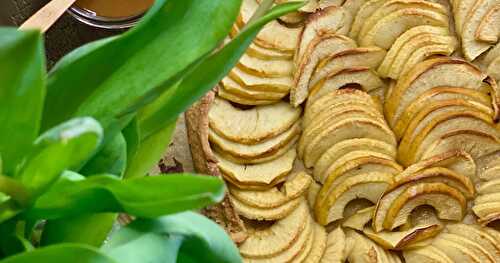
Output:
[19, 0, 77, 33]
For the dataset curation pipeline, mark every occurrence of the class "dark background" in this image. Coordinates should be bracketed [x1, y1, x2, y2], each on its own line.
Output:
[1, 0, 122, 68]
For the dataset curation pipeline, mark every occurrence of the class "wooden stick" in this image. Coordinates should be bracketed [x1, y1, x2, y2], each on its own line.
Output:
[19, 0, 77, 33]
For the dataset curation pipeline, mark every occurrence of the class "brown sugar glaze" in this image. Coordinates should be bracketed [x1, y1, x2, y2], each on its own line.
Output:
[75, 0, 155, 19]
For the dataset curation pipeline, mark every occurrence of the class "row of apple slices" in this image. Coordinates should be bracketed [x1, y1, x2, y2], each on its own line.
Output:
[473, 156, 500, 225]
[481, 43, 500, 85]
[217, 0, 302, 105]
[238, 200, 330, 262]
[348, 0, 450, 51]
[208, 97, 301, 189]
[404, 223, 500, 262]
[451, 0, 500, 60]
[383, 56, 500, 167]
[298, 89, 400, 226]
[291, 5, 385, 106]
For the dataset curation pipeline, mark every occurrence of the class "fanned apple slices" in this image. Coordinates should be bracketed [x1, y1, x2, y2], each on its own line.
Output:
[373, 151, 475, 232]
[378, 28, 458, 79]
[405, 224, 500, 263]
[484, 43, 500, 83]
[451, 0, 500, 60]
[345, 229, 402, 263]
[239, 200, 328, 263]
[349, 0, 450, 50]
[474, 176, 500, 225]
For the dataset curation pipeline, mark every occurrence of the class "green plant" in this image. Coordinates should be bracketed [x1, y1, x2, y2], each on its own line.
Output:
[0, 0, 303, 262]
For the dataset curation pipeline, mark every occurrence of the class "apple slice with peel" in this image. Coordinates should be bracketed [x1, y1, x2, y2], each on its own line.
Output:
[304, 88, 381, 127]
[418, 130, 500, 164]
[321, 227, 347, 263]
[303, 118, 397, 170]
[231, 194, 301, 220]
[349, 0, 386, 39]
[239, 201, 309, 258]
[478, 179, 500, 194]
[476, 4, 500, 42]
[445, 224, 500, 261]
[237, 53, 293, 78]
[302, 223, 327, 263]
[229, 67, 292, 94]
[385, 57, 488, 127]
[346, 229, 400, 263]
[393, 86, 495, 138]
[209, 97, 301, 144]
[363, 223, 443, 250]
[343, 206, 375, 231]
[220, 77, 288, 101]
[432, 235, 485, 263]
[383, 182, 466, 230]
[378, 25, 450, 77]
[307, 67, 385, 105]
[316, 172, 393, 225]
[314, 139, 397, 182]
[217, 87, 276, 106]
[440, 233, 496, 262]
[403, 244, 455, 263]
[291, 34, 357, 106]
[359, 8, 449, 49]
[308, 47, 386, 93]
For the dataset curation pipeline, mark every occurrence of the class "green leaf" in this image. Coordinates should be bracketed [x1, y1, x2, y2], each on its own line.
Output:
[0, 28, 46, 175]
[27, 173, 225, 220]
[42, 0, 242, 134]
[103, 212, 241, 263]
[122, 118, 140, 167]
[123, 121, 176, 179]
[41, 213, 117, 247]
[80, 132, 127, 177]
[134, 1, 304, 138]
[16, 117, 103, 197]
[0, 244, 117, 263]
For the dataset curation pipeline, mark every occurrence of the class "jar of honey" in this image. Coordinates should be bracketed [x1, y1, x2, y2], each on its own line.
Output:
[68, 0, 155, 29]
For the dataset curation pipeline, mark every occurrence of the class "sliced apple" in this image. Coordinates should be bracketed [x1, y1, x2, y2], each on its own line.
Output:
[314, 138, 397, 182]
[398, 104, 495, 163]
[440, 233, 496, 262]
[209, 121, 299, 160]
[433, 235, 486, 263]
[349, 0, 386, 39]
[304, 88, 381, 127]
[452, 0, 476, 34]
[343, 0, 371, 18]
[231, 194, 301, 220]
[239, 200, 309, 258]
[385, 57, 488, 127]
[215, 148, 296, 187]
[303, 223, 328, 262]
[220, 77, 287, 101]
[246, 42, 294, 60]
[217, 87, 276, 106]
[308, 47, 386, 93]
[384, 182, 467, 230]
[393, 86, 495, 138]
[396, 43, 458, 80]
[229, 172, 311, 208]
[478, 179, 500, 195]
[296, 6, 352, 66]
[403, 244, 455, 263]
[392, 166, 475, 198]
[299, 107, 388, 162]
[359, 8, 449, 49]
[346, 229, 399, 263]
[209, 97, 301, 144]
[363, 223, 442, 250]
[302, 118, 397, 169]
[229, 67, 292, 93]
[358, 0, 448, 41]
[291, 34, 357, 106]
[343, 206, 375, 231]
[237, 53, 293, 78]
[316, 152, 402, 203]
[480, 166, 500, 181]
[307, 180, 321, 210]
[488, 56, 500, 82]
[484, 42, 500, 66]
[461, 0, 499, 60]
[378, 25, 450, 77]
[316, 172, 393, 225]
[320, 227, 347, 263]
[308, 67, 385, 104]
[418, 129, 500, 163]
[445, 223, 500, 261]
[237, 0, 301, 53]
[476, 3, 500, 42]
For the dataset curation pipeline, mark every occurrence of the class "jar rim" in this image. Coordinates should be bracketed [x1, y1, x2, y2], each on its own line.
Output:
[68, 7, 143, 29]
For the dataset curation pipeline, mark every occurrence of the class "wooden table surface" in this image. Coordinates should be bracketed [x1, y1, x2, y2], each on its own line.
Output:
[1, 0, 121, 68]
